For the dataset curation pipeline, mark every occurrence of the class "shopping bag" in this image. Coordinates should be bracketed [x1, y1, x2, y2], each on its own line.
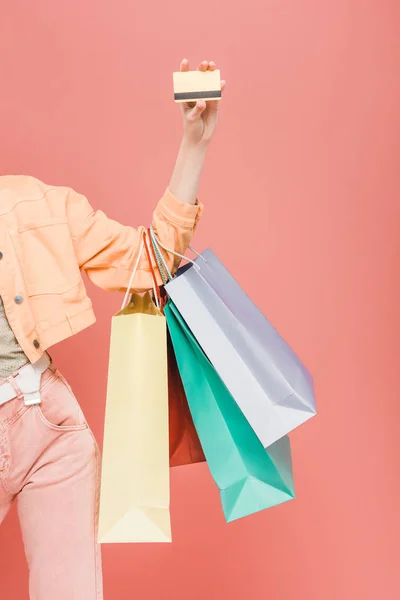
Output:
[151, 229, 316, 449]
[98, 235, 171, 543]
[143, 235, 205, 468]
[165, 299, 295, 523]
[168, 330, 206, 467]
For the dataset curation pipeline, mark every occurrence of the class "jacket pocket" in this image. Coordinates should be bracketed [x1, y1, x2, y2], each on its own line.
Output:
[9, 219, 82, 296]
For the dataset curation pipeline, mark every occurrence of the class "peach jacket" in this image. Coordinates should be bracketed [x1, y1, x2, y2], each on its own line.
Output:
[0, 175, 203, 364]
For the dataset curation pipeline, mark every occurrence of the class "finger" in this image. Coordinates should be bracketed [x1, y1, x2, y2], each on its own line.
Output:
[182, 101, 196, 110]
[187, 100, 207, 120]
[208, 61, 217, 70]
[180, 58, 190, 72]
[198, 60, 209, 71]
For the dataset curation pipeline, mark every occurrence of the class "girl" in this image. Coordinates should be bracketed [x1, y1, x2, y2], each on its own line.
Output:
[0, 58, 225, 600]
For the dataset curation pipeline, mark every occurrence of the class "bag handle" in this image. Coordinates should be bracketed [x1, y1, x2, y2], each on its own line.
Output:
[149, 225, 202, 285]
[121, 234, 145, 310]
[148, 228, 169, 287]
[143, 230, 162, 309]
[120, 231, 161, 311]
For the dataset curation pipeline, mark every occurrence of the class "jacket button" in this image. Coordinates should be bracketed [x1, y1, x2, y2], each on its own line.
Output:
[14, 295, 24, 304]
[33, 339, 40, 349]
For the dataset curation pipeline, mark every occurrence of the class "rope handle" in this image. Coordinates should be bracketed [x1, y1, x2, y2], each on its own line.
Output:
[147, 228, 169, 296]
[120, 234, 145, 310]
[149, 225, 202, 284]
[149, 229, 170, 285]
[120, 230, 161, 311]
[143, 230, 162, 309]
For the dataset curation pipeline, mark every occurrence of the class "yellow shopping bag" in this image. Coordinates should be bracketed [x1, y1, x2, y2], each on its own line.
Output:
[98, 236, 171, 543]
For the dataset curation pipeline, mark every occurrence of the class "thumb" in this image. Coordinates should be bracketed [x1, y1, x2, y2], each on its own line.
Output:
[187, 100, 206, 121]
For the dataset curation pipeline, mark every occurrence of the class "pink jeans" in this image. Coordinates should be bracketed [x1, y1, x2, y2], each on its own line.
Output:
[0, 362, 103, 599]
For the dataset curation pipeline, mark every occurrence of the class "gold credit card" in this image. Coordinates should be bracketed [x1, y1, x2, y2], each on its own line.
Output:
[173, 69, 221, 103]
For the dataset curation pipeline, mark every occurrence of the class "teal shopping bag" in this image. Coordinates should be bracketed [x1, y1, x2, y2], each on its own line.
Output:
[164, 299, 295, 523]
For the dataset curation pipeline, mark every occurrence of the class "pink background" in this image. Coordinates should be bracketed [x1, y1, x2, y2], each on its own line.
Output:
[1, 1, 399, 599]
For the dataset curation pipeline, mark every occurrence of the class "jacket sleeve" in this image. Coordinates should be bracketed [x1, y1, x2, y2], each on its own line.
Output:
[65, 186, 203, 292]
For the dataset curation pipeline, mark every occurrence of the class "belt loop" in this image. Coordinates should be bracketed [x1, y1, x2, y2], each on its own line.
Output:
[8, 377, 24, 401]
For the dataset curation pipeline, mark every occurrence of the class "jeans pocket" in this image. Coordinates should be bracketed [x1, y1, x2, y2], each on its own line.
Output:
[35, 370, 88, 432]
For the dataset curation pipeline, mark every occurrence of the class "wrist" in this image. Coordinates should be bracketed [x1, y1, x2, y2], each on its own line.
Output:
[180, 135, 210, 155]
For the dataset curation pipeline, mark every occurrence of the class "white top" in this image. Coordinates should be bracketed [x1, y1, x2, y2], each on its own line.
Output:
[0, 295, 30, 380]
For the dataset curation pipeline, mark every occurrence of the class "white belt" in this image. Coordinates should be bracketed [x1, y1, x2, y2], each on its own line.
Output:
[0, 353, 51, 407]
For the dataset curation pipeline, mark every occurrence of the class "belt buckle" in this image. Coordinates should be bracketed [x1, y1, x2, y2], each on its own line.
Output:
[23, 391, 41, 406]
[15, 364, 43, 406]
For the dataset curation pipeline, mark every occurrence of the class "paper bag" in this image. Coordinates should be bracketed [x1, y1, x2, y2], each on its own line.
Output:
[98, 291, 171, 543]
[165, 299, 295, 523]
[168, 329, 205, 467]
[151, 231, 316, 449]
